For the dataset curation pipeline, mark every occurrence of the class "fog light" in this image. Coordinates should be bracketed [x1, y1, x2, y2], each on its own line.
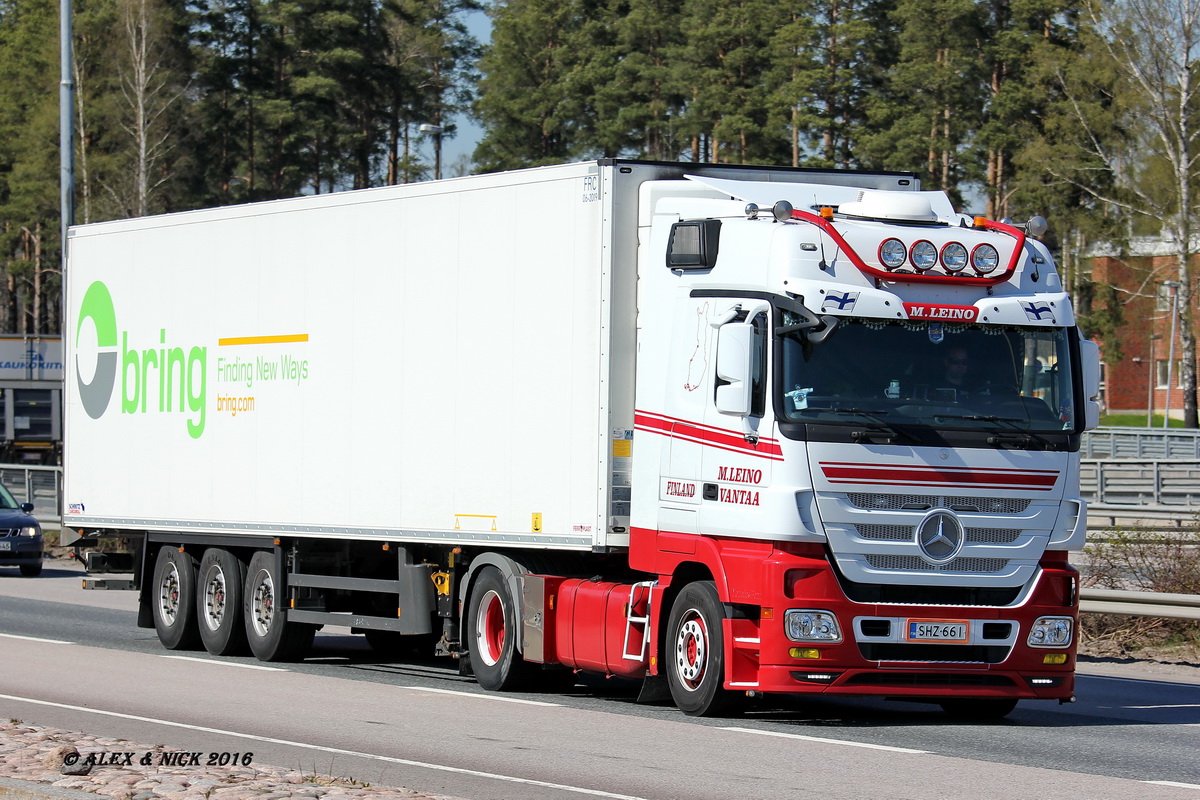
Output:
[789, 647, 821, 659]
[784, 610, 842, 643]
[1043, 653, 1068, 665]
[790, 671, 841, 684]
[1027, 616, 1073, 648]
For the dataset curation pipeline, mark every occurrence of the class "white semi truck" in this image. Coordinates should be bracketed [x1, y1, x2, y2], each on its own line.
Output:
[64, 160, 1099, 718]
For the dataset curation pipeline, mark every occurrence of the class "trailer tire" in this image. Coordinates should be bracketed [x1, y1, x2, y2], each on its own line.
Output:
[468, 566, 532, 691]
[939, 698, 1018, 720]
[244, 551, 314, 662]
[665, 581, 739, 717]
[197, 548, 248, 656]
[152, 546, 200, 650]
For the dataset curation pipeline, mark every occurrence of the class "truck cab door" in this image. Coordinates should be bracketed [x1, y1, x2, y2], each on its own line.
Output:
[698, 305, 775, 538]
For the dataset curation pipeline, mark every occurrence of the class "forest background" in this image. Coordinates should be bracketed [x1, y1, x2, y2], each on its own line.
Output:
[1, 0, 1198, 420]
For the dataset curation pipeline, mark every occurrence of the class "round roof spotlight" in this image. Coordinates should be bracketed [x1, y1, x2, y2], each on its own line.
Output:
[879, 238, 907, 269]
[910, 240, 938, 271]
[772, 200, 795, 222]
[745, 203, 760, 219]
[941, 242, 969, 273]
[972, 243, 1001, 275]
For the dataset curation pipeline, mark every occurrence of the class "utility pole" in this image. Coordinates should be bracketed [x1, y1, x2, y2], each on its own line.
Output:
[60, 0, 74, 296]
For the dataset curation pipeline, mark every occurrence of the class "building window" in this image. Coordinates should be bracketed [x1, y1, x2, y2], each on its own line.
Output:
[1155, 359, 1183, 388]
[1155, 283, 1173, 311]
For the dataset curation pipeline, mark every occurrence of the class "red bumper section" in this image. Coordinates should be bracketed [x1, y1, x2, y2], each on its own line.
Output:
[524, 546, 1078, 702]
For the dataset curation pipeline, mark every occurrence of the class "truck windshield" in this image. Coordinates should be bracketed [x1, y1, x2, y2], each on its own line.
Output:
[779, 316, 1077, 433]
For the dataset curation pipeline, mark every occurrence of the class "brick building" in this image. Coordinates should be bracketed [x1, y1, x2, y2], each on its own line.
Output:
[1089, 238, 1193, 420]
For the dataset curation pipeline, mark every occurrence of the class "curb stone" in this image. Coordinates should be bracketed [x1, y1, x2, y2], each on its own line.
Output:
[0, 778, 106, 800]
[0, 723, 464, 800]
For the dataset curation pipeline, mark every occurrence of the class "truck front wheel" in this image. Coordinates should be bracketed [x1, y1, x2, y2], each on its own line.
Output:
[468, 567, 532, 691]
[152, 546, 200, 650]
[666, 581, 739, 717]
[197, 548, 248, 656]
[244, 551, 314, 661]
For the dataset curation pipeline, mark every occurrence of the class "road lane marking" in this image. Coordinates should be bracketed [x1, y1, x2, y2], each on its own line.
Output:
[398, 686, 560, 706]
[1126, 704, 1200, 709]
[720, 726, 929, 754]
[159, 655, 286, 672]
[1080, 674, 1200, 689]
[0, 633, 73, 645]
[0, 693, 646, 800]
[1144, 781, 1200, 790]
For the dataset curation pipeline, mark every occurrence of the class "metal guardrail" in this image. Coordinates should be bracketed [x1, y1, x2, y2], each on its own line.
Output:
[1082, 426, 1200, 459]
[1080, 588, 1200, 621]
[3, 465, 1196, 619]
[0, 464, 61, 525]
[1079, 460, 1200, 506]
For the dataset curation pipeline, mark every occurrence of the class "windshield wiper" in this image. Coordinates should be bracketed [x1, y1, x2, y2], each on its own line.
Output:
[823, 407, 921, 443]
[932, 413, 1022, 423]
[933, 413, 1052, 448]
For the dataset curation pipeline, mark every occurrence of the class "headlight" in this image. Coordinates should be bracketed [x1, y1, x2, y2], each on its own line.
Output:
[941, 242, 968, 272]
[784, 610, 842, 643]
[18, 526, 39, 537]
[972, 243, 1000, 274]
[879, 238, 907, 269]
[910, 240, 938, 271]
[1027, 616, 1073, 648]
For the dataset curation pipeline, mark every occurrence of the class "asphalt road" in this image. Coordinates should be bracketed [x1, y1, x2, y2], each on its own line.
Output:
[1, 560, 1199, 800]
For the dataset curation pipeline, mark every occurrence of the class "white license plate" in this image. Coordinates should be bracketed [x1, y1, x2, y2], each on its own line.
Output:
[0, 540, 10, 551]
[906, 619, 969, 643]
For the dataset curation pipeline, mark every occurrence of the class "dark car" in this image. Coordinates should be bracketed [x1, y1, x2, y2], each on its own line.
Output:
[0, 484, 42, 577]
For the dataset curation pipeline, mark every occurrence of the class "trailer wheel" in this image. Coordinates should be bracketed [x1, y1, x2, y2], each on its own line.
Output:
[244, 551, 314, 662]
[152, 547, 200, 650]
[468, 567, 532, 691]
[939, 698, 1018, 720]
[666, 581, 739, 717]
[197, 549, 248, 656]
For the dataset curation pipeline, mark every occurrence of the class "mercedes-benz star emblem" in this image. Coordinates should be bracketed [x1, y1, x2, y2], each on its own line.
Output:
[916, 510, 964, 564]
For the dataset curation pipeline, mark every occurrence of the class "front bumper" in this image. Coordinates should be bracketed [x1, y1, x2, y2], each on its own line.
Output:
[0, 536, 44, 566]
[726, 546, 1078, 701]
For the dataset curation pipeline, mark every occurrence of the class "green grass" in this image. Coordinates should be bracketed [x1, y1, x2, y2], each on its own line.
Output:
[1100, 413, 1189, 428]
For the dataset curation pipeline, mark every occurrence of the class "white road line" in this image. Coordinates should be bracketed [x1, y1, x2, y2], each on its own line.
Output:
[397, 686, 560, 707]
[0, 632, 73, 645]
[0, 693, 644, 800]
[1126, 704, 1200, 710]
[720, 726, 929, 754]
[159, 655, 286, 672]
[1080, 674, 1200, 689]
[1144, 781, 1200, 790]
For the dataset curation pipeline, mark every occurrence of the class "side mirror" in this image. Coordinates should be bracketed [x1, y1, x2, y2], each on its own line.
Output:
[715, 322, 753, 415]
[1079, 337, 1101, 431]
[20, 502, 34, 514]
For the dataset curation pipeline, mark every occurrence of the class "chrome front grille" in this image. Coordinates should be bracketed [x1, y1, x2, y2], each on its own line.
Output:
[855, 524, 1021, 545]
[864, 554, 1011, 573]
[846, 493, 1030, 514]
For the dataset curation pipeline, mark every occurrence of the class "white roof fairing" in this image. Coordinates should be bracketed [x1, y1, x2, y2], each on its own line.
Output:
[684, 175, 960, 224]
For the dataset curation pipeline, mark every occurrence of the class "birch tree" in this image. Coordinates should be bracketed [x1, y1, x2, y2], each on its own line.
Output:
[1044, 0, 1200, 426]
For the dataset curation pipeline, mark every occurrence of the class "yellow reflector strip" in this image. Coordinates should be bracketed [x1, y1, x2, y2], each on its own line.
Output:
[790, 648, 821, 659]
[218, 333, 309, 346]
[1043, 653, 1068, 665]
